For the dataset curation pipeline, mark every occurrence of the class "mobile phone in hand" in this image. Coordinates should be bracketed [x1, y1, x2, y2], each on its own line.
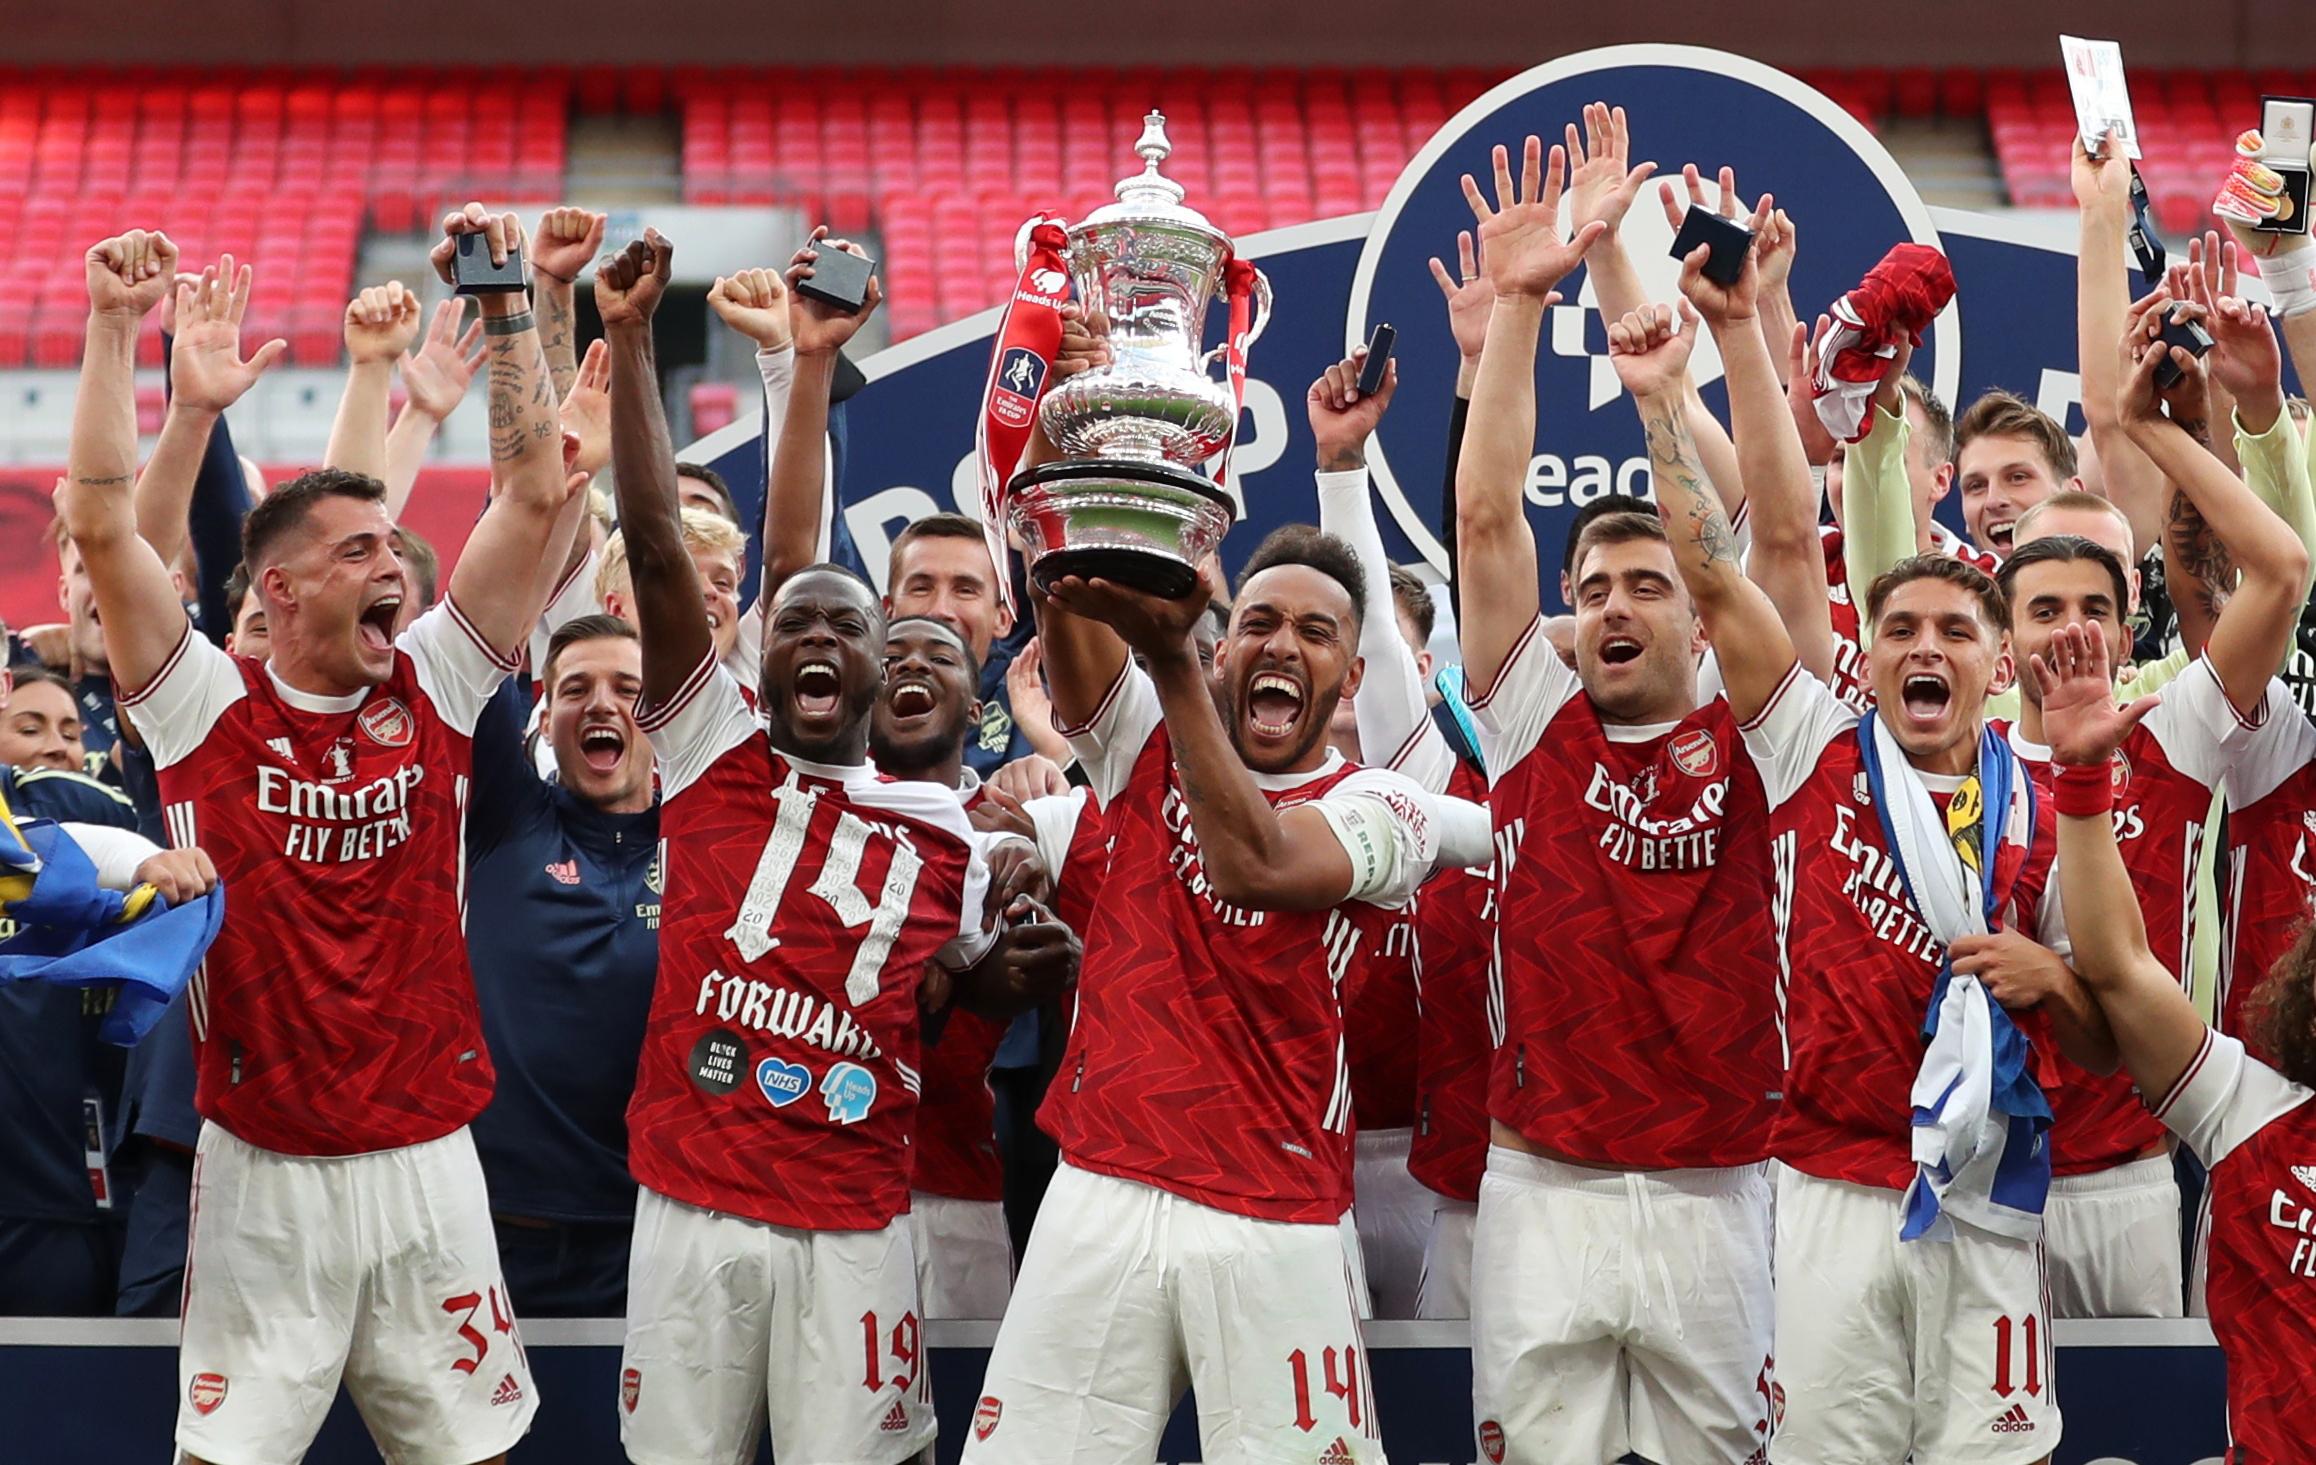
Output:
[1357, 323, 1396, 396]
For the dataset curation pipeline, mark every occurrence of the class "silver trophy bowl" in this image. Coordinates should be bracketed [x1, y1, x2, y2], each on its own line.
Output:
[1008, 111, 1272, 599]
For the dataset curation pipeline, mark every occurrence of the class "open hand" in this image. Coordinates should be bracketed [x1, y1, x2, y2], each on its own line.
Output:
[2183, 230, 2284, 422]
[1463, 134, 1607, 301]
[1426, 230, 1496, 365]
[400, 298, 487, 420]
[1042, 560, 1220, 664]
[708, 266, 793, 352]
[1660, 164, 1771, 326]
[172, 257, 289, 412]
[560, 338, 613, 478]
[596, 229, 674, 330]
[2029, 621, 2156, 768]
[1563, 102, 1657, 235]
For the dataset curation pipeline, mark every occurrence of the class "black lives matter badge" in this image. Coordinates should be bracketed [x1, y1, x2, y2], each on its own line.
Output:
[689, 1029, 749, 1095]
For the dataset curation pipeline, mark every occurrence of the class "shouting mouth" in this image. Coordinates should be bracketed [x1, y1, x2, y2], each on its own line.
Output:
[1245, 671, 1306, 741]
[1899, 671, 1953, 729]
[887, 677, 938, 725]
[1598, 633, 1644, 667]
[794, 659, 842, 720]
[578, 722, 626, 774]
[1985, 519, 2016, 552]
[358, 595, 402, 655]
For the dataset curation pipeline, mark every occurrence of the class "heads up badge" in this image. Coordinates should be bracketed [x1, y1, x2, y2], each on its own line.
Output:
[821, 1061, 877, 1124]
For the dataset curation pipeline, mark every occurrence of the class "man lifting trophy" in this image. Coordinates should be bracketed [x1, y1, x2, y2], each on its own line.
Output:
[977, 110, 1272, 599]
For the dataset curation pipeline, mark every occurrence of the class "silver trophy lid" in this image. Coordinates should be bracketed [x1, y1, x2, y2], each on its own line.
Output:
[1079, 110, 1220, 236]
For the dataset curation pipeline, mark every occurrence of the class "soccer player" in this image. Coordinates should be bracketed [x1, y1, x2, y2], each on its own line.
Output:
[963, 477, 1484, 1462]
[1609, 286, 2098, 1461]
[2034, 621, 2316, 1457]
[597, 230, 996, 1465]
[1453, 135, 1818, 1464]
[59, 208, 581, 1465]
[463, 613, 662, 1317]
[1308, 348, 1485, 1320]
[1993, 313, 2309, 1319]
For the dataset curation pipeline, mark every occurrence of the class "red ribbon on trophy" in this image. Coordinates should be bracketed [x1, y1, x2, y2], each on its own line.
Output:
[1211, 256, 1260, 490]
[976, 215, 1073, 615]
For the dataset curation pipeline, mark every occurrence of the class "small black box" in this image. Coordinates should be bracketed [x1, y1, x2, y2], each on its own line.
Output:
[1669, 204, 1755, 287]
[797, 245, 876, 314]
[2153, 307, 2213, 389]
[451, 232, 527, 295]
[1356, 323, 1395, 396]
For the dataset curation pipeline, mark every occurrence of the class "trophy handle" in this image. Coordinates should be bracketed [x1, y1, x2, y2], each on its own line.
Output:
[1202, 267, 1273, 367]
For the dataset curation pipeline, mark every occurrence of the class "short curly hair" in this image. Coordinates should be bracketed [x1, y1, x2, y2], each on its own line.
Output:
[2250, 921, 2316, 1091]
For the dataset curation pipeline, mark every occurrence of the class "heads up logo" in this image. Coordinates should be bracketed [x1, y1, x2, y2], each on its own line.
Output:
[1345, 45, 1960, 585]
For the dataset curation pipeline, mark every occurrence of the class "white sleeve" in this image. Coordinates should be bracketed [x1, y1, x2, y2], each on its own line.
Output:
[725, 602, 765, 684]
[757, 344, 795, 448]
[1315, 467, 1453, 792]
[1024, 790, 1088, 885]
[1737, 661, 1854, 809]
[1057, 662, 1162, 806]
[2152, 1027, 2316, 1167]
[116, 619, 249, 771]
[397, 596, 521, 737]
[59, 823, 161, 890]
[1463, 614, 1582, 782]
[1313, 768, 1446, 910]
[2153, 665, 2316, 809]
[934, 829, 1003, 971]
[527, 549, 602, 685]
[2031, 859, 2073, 962]
[636, 649, 760, 800]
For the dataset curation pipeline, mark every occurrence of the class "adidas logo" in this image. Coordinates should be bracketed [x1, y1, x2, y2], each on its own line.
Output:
[1991, 1402, 2034, 1434]
[491, 1373, 524, 1408]
[1318, 1437, 1357, 1465]
[879, 1399, 908, 1433]
[2292, 1163, 2316, 1194]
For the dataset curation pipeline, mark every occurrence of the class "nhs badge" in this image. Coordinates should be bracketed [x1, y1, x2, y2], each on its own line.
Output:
[755, 1057, 811, 1108]
[990, 348, 1046, 428]
[821, 1061, 878, 1124]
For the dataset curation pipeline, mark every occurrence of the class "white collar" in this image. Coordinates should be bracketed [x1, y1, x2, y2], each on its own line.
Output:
[1249, 747, 1347, 792]
[265, 662, 370, 715]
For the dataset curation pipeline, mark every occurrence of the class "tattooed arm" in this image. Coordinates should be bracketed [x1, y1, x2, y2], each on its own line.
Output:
[530, 207, 605, 401]
[1607, 301, 1798, 725]
[432, 205, 584, 658]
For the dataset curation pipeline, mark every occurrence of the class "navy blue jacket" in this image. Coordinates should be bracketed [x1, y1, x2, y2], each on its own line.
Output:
[464, 679, 660, 1223]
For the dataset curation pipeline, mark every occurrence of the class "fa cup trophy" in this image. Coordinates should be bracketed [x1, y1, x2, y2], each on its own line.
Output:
[978, 112, 1272, 600]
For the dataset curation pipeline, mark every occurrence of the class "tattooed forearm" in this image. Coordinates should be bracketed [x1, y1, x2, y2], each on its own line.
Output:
[1639, 400, 1740, 568]
[2166, 490, 2235, 599]
[540, 290, 577, 401]
[2173, 412, 2212, 448]
[73, 473, 132, 487]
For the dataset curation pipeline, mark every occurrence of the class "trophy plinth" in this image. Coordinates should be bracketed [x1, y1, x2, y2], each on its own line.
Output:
[1004, 110, 1271, 599]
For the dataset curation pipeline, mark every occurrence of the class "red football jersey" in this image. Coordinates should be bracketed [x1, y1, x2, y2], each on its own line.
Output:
[912, 1007, 1007, 1202]
[2152, 1027, 2316, 1459]
[628, 655, 994, 1231]
[2209, 687, 2316, 1050]
[1344, 905, 1418, 1135]
[1744, 667, 2060, 1190]
[1409, 756, 1494, 1203]
[1471, 616, 1782, 1169]
[1999, 664, 2261, 1172]
[1817, 524, 1871, 713]
[121, 602, 513, 1156]
[1040, 666, 1447, 1224]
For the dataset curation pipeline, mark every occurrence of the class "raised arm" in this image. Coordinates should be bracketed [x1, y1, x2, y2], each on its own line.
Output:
[1836, 332, 1930, 652]
[323, 281, 422, 480]
[596, 229, 705, 709]
[2118, 297, 2309, 712]
[530, 206, 606, 401]
[378, 298, 486, 519]
[1666, 179, 1834, 684]
[1609, 300, 1796, 723]
[1426, 228, 1492, 617]
[1023, 303, 1132, 730]
[706, 262, 796, 609]
[428, 204, 582, 657]
[1456, 134, 1608, 692]
[760, 229, 881, 605]
[58, 231, 197, 691]
[2036, 623, 2208, 1103]
[2185, 231, 2316, 608]
[137, 258, 284, 566]
[2073, 139, 2169, 555]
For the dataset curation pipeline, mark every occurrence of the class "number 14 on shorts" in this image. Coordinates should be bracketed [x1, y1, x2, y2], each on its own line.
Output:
[1287, 1344, 1370, 1432]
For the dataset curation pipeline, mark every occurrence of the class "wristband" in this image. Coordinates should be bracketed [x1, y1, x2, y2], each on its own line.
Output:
[2052, 760, 2114, 819]
[482, 310, 536, 337]
[2261, 240, 2316, 318]
[534, 267, 574, 287]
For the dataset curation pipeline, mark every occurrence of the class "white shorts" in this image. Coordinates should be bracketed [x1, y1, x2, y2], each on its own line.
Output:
[176, 1122, 537, 1465]
[962, 1163, 1385, 1465]
[1472, 1146, 1775, 1465]
[1338, 1205, 1374, 1320]
[2044, 1154, 2182, 1319]
[909, 1191, 1015, 1320]
[1773, 1167, 2059, 1465]
[1416, 1196, 1476, 1320]
[620, 1187, 934, 1465]
[1351, 1128, 1434, 1320]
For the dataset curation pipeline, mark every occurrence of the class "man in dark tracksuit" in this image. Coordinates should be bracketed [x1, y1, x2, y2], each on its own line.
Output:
[465, 613, 661, 1315]
[0, 763, 141, 1313]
